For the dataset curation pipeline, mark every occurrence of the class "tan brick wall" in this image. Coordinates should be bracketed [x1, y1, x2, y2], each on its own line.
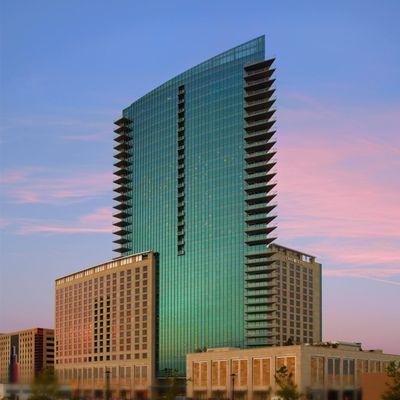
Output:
[54, 251, 156, 397]
[271, 243, 322, 346]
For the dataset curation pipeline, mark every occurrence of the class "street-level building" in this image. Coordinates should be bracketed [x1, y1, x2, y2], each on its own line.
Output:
[270, 243, 322, 346]
[0, 384, 33, 400]
[0, 328, 54, 384]
[186, 342, 400, 400]
[55, 251, 157, 399]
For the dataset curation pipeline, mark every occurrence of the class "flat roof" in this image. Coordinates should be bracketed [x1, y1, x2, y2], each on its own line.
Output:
[271, 242, 316, 259]
[187, 343, 399, 357]
[55, 250, 153, 284]
[0, 327, 54, 336]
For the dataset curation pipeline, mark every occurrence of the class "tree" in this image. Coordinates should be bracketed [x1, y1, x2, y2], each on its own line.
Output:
[284, 337, 294, 346]
[274, 366, 302, 400]
[162, 368, 181, 400]
[382, 361, 400, 400]
[30, 368, 60, 400]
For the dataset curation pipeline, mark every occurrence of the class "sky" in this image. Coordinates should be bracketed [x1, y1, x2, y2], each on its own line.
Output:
[0, 0, 399, 353]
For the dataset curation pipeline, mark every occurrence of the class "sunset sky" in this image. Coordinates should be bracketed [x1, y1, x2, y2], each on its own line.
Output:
[1, 0, 399, 352]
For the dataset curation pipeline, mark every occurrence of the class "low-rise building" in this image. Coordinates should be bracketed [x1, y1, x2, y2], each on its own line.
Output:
[0, 328, 54, 385]
[186, 342, 399, 400]
[0, 384, 36, 400]
[55, 251, 157, 399]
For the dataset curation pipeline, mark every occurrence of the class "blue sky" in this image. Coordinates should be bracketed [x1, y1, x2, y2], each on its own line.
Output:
[1, 0, 399, 352]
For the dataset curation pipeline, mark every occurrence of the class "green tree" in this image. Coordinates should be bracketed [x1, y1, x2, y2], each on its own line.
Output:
[162, 368, 181, 400]
[382, 361, 400, 400]
[30, 368, 60, 400]
[274, 366, 302, 400]
[284, 337, 294, 346]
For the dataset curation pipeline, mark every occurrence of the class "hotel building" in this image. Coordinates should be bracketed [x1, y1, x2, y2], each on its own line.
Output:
[54, 251, 157, 399]
[271, 243, 322, 346]
[186, 343, 400, 400]
[113, 35, 278, 374]
[0, 328, 54, 384]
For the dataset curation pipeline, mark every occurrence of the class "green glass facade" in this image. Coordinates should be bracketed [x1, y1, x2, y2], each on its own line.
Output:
[113, 36, 277, 374]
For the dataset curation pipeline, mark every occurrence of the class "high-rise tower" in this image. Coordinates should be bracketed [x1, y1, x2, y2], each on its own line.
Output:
[113, 36, 277, 374]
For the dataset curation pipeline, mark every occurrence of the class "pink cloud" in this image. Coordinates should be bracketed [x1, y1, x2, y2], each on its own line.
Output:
[275, 95, 400, 283]
[17, 207, 114, 235]
[0, 218, 10, 229]
[0, 167, 43, 185]
[311, 240, 400, 267]
[280, 89, 400, 139]
[323, 269, 400, 286]
[275, 94, 400, 352]
[277, 137, 400, 242]
[1, 168, 113, 204]
[23, 226, 111, 234]
[80, 207, 114, 225]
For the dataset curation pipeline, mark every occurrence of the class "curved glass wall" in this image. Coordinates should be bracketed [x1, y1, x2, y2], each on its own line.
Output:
[115, 36, 271, 374]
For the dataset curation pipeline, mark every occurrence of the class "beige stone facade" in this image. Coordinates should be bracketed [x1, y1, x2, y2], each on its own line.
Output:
[0, 328, 54, 384]
[55, 251, 157, 399]
[186, 343, 400, 400]
[270, 243, 322, 345]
